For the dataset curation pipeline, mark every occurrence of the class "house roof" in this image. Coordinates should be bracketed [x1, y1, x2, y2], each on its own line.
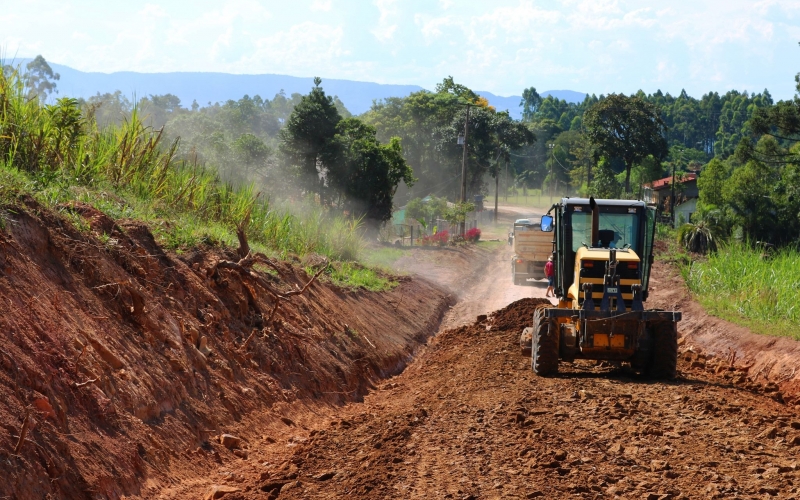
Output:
[646, 173, 697, 191]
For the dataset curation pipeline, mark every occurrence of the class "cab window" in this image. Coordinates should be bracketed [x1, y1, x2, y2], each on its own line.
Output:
[571, 210, 640, 252]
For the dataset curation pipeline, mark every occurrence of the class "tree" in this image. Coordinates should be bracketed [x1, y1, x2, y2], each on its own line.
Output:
[81, 91, 133, 127]
[279, 77, 342, 202]
[331, 118, 415, 225]
[443, 201, 475, 227]
[435, 76, 479, 102]
[232, 133, 273, 183]
[405, 197, 427, 223]
[24, 55, 60, 101]
[140, 93, 184, 129]
[722, 160, 775, 242]
[588, 158, 622, 199]
[584, 94, 668, 193]
[696, 158, 727, 208]
[520, 87, 542, 121]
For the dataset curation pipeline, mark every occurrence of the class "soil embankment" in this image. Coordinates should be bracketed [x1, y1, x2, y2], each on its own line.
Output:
[648, 259, 800, 405]
[0, 197, 452, 500]
[5, 197, 800, 499]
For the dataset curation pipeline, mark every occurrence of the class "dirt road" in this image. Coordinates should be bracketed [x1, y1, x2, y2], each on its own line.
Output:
[394, 203, 555, 331]
[437, 241, 554, 331]
[239, 297, 800, 500]
[222, 226, 799, 499]
[192, 206, 800, 500]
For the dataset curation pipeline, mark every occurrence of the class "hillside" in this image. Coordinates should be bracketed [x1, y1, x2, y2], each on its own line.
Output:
[0, 197, 452, 500]
[10, 59, 586, 117]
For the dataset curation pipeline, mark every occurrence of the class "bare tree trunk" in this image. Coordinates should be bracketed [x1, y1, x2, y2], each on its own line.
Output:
[494, 170, 499, 224]
[625, 162, 632, 193]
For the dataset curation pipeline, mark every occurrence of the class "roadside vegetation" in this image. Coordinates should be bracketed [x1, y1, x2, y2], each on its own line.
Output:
[0, 59, 387, 290]
[684, 244, 800, 339]
[646, 59, 800, 340]
[5, 53, 800, 311]
[657, 222, 800, 340]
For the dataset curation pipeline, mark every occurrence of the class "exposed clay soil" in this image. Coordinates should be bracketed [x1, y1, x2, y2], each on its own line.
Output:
[0, 197, 451, 500]
[3, 198, 800, 500]
[226, 298, 800, 500]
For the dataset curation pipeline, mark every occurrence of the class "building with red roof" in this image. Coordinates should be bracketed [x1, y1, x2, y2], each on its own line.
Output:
[642, 173, 699, 223]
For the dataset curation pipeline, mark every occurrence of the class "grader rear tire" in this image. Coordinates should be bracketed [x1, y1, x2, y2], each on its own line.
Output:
[647, 322, 678, 380]
[532, 308, 559, 376]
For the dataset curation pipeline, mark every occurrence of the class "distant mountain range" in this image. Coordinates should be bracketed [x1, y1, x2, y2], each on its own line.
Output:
[13, 59, 586, 119]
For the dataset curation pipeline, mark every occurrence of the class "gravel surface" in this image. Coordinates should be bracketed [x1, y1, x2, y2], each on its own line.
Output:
[238, 298, 800, 499]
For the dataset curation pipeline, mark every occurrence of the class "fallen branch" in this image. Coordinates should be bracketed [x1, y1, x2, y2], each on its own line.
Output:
[284, 266, 326, 297]
[13, 409, 31, 454]
[252, 254, 285, 274]
[240, 329, 258, 350]
[74, 378, 97, 388]
[215, 259, 325, 300]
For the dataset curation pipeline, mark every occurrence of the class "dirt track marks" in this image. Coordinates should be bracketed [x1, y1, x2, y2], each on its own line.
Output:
[255, 299, 800, 500]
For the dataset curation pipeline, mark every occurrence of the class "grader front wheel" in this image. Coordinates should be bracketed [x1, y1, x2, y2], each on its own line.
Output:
[531, 308, 559, 376]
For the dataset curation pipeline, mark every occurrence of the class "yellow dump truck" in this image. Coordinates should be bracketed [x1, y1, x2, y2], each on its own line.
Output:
[511, 217, 553, 286]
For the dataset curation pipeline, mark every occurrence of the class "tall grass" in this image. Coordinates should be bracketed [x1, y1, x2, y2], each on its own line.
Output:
[0, 62, 365, 264]
[685, 243, 800, 338]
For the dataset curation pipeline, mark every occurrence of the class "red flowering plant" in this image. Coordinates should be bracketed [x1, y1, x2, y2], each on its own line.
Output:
[430, 230, 449, 246]
[465, 227, 481, 243]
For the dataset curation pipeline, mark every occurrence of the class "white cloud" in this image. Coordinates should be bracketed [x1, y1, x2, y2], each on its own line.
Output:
[2, 0, 798, 99]
[372, 0, 399, 43]
[240, 22, 346, 75]
[311, 0, 333, 12]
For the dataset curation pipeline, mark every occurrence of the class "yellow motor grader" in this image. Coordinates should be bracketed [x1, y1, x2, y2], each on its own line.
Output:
[520, 197, 681, 378]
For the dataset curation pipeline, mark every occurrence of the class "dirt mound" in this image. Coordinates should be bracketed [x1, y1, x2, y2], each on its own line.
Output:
[0, 197, 452, 500]
[488, 297, 552, 333]
[231, 293, 800, 500]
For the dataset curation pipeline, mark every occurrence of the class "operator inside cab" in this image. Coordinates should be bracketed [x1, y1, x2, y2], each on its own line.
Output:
[596, 229, 620, 248]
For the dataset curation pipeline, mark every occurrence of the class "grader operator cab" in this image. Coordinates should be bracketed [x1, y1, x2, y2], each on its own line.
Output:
[520, 197, 681, 378]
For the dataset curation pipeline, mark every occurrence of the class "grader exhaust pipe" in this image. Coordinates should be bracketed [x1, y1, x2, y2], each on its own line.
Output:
[589, 196, 599, 248]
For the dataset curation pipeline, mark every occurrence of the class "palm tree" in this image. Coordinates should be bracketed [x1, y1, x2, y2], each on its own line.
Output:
[677, 210, 722, 254]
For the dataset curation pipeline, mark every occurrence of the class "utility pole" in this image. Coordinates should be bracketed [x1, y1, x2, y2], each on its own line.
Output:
[547, 143, 554, 204]
[671, 161, 676, 227]
[458, 103, 472, 235]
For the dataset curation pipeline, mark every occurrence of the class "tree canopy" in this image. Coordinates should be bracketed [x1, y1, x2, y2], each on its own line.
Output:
[332, 118, 415, 223]
[583, 94, 668, 193]
[279, 77, 342, 202]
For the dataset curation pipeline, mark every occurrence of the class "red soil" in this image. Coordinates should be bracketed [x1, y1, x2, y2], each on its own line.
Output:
[0, 197, 451, 500]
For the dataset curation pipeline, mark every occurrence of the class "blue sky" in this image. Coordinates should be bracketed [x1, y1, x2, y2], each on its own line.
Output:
[2, 0, 800, 100]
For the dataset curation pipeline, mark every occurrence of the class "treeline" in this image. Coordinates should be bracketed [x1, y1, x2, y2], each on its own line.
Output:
[6, 55, 800, 246]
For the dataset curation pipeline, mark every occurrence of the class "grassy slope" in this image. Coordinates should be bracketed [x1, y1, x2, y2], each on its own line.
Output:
[685, 245, 800, 340]
[657, 224, 800, 340]
[0, 68, 391, 291]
